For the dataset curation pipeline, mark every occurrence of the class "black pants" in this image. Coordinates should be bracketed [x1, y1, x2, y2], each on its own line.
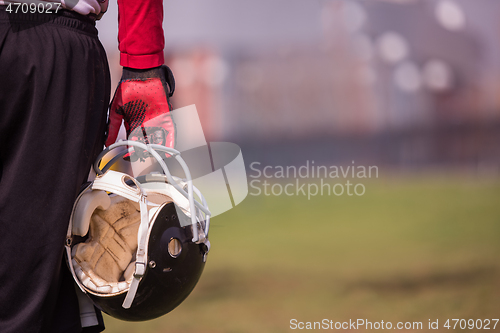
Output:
[0, 8, 110, 333]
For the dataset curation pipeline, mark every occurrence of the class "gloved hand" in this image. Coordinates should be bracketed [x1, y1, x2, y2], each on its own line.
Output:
[106, 65, 176, 161]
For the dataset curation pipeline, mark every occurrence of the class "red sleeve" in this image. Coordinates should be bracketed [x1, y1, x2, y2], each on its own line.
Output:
[118, 0, 165, 69]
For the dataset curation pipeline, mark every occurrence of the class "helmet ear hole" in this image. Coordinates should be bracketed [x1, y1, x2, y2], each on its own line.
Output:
[168, 238, 182, 258]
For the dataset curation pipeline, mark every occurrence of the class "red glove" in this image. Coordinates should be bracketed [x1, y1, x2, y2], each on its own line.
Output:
[106, 65, 176, 161]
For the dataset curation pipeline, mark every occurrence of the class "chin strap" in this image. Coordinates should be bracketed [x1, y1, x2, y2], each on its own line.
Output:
[122, 194, 149, 309]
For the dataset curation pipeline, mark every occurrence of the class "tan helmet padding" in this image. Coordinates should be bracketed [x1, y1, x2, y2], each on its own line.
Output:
[72, 190, 111, 237]
[72, 194, 141, 294]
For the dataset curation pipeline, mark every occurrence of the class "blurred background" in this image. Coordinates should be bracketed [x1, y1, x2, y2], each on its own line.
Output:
[96, 0, 500, 332]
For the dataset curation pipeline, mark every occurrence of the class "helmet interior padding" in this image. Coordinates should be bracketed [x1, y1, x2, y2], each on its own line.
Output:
[72, 194, 142, 294]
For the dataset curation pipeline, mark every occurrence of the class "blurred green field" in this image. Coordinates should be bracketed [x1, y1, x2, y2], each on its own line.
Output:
[103, 176, 500, 332]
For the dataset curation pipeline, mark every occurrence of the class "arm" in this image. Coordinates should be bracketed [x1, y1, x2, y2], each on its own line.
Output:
[107, 0, 176, 157]
[118, 0, 164, 69]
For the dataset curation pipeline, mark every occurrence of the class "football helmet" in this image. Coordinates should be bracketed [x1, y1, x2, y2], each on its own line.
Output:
[65, 141, 211, 321]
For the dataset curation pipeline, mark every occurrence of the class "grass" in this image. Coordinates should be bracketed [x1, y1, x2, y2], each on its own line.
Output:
[102, 175, 500, 332]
